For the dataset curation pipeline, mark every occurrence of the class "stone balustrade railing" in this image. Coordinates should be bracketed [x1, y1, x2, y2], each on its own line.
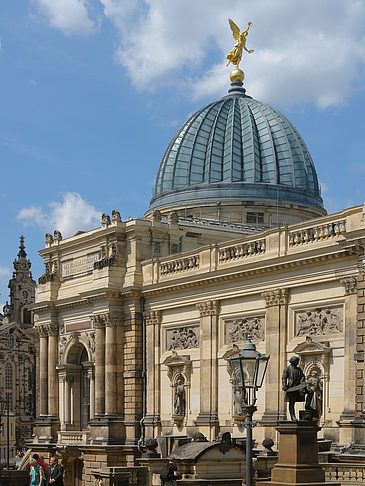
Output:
[160, 255, 200, 275]
[219, 239, 266, 262]
[324, 463, 365, 482]
[289, 220, 346, 247]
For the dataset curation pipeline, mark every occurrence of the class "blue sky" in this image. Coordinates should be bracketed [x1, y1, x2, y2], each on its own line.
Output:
[1, 0, 365, 309]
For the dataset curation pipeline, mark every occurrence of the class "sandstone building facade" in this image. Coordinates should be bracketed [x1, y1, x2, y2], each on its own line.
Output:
[0, 237, 36, 454]
[30, 76, 365, 485]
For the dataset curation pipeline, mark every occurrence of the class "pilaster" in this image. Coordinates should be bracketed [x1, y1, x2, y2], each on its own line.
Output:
[194, 300, 220, 440]
[144, 310, 162, 437]
[260, 289, 288, 430]
[337, 276, 358, 444]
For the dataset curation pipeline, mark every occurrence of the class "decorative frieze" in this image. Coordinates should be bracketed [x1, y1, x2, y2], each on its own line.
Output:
[340, 276, 358, 295]
[295, 306, 343, 337]
[262, 288, 289, 307]
[145, 310, 162, 326]
[196, 300, 219, 317]
[166, 326, 199, 350]
[224, 316, 265, 343]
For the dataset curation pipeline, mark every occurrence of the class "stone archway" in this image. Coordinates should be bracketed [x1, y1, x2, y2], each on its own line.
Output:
[58, 339, 94, 433]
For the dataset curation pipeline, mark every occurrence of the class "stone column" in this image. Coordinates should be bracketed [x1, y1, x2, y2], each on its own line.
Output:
[48, 321, 59, 417]
[105, 313, 120, 415]
[38, 325, 49, 416]
[261, 289, 288, 430]
[145, 310, 162, 436]
[194, 300, 220, 440]
[58, 374, 65, 429]
[92, 315, 106, 416]
[88, 368, 95, 420]
[64, 376, 71, 425]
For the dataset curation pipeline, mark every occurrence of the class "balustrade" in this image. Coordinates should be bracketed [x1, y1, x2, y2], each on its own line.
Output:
[219, 239, 266, 262]
[160, 255, 199, 275]
[289, 220, 346, 247]
[324, 463, 365, 482]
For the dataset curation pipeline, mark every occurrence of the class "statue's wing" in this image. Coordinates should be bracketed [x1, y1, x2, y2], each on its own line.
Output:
[228, 19, 240, 41]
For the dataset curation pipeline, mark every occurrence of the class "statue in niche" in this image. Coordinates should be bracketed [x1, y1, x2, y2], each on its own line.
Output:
[173, 378, 185, 416]
[305, 371, 323, 418]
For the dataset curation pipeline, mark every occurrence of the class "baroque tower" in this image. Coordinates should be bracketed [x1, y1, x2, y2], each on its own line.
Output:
[3, 236, 36, 326]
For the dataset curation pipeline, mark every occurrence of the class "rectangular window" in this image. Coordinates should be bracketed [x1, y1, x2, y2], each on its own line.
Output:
[247, 212, 264, 224]
[10, 422, 13, 437]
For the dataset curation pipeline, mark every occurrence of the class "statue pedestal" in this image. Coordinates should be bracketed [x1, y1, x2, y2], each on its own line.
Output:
[260, 421, 339, 486]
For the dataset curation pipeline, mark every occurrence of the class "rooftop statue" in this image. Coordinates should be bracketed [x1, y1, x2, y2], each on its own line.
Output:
[226, 19, 254, 69]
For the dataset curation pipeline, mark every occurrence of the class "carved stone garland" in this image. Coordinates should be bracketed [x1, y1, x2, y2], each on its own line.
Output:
[162, 351, 192, 424]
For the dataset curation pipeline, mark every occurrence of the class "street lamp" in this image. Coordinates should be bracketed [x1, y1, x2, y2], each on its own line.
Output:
[229, 337, 270, 486]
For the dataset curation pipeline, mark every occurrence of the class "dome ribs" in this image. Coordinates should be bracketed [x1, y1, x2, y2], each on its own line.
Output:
[171, 105, 211, 190]
[248, 101, 277, 184]
[275, 112, 311, 191]
[240, 100, 258, 182]
[259, 103, 295, 188]
[204, 99, 230, 183]
[188, 102, 220, 187]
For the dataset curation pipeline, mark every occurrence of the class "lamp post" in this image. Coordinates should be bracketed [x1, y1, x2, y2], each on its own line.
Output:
[229, 337, 270, 486]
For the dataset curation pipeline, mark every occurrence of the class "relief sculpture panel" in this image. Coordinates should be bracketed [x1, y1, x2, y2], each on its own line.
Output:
[225, 316, 265, 343]
[166, 326, 199, 350]
[295, 306, 343, 337]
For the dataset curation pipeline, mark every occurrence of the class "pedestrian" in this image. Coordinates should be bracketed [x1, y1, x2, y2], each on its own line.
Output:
[160, 455, 181, 485]
[29, 457, 44, 486]
[45, 456, 64, 486]
[39, 455, 49, 475]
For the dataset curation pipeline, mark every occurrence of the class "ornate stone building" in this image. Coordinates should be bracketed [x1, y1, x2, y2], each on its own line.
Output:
[31, 74, 365, 484]
[0, 237, 36, 451]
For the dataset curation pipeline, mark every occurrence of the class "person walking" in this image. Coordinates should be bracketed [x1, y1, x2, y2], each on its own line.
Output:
[45, 456, 64, 486]
[160, 455, 180, 485]
[29, 458, 44, 486]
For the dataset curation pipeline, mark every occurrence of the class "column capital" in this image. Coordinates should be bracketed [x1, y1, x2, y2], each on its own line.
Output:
[145, 310, 162, 326]
[37, 324, 49, 338]
[91, 312, 123, 328]
[340, 276, 358, 295]
[262, 288, 289, 307]
[196, 300, 220, 317]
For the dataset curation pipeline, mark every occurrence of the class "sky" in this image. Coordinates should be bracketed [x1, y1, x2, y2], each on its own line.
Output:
[1, 0, 365, 309]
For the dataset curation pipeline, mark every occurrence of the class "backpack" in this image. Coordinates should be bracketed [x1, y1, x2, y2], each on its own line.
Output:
[160, 464, 172, 481]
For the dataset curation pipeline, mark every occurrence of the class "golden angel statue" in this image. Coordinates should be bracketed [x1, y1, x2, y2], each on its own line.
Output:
[226, 19, 254, 68]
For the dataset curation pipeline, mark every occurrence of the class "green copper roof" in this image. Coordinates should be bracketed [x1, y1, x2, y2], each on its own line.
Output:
[150, 82, 324, 212]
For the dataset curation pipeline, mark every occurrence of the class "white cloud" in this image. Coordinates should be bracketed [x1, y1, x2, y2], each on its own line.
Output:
[0, 265, 10, 281]
[98, 0, 365, 108]
[33, 0, 95, 36]
[16, 192, 101, 238]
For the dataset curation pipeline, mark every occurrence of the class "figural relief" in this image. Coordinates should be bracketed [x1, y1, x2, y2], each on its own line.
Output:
[225, 316, 265, 343]
[166, 326, 199, 350]
[295, 306, 343, 337]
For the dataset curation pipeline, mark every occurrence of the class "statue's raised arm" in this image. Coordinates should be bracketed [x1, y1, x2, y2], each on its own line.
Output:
[226, 20, 254, 68]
